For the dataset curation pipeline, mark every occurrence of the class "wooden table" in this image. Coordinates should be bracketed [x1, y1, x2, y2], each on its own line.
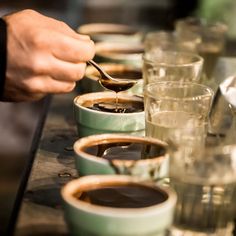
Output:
[15, 92, 79, 236]
[14, 56, 236, 236]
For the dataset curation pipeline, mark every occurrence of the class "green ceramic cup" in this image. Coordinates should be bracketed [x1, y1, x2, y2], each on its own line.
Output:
[77, 23, 142, 43]
[95, 41, 143, 67]
[73, 134, 169, 181]
[73, 92, 145, 138]
[61, 175, 177, 236]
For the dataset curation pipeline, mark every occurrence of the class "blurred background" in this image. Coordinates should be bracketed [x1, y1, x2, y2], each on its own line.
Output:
[0, 0, 235, 235]
[0, 0, 235, 38]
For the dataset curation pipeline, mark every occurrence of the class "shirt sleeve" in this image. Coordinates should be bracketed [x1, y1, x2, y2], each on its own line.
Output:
[0, 18, 7, 100]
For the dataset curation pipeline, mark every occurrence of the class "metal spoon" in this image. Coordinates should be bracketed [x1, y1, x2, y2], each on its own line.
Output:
[87, 60, 137, 92]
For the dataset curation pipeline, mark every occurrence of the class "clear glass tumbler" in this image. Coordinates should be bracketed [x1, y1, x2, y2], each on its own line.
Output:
[175, 17, 228, 81]
[142, 51, 203, 87]
[144, 81, 213, 146]
[169, 144, 236, 236]
[144, 30, 201, 54]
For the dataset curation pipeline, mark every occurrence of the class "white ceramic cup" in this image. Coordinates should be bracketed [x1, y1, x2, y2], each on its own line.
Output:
[77, 23, 142, 43]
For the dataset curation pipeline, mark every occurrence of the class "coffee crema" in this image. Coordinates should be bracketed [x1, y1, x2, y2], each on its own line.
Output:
[84, 98, 144, 113]
[84, 141, 166, 161]
[74, 183, 168, 208]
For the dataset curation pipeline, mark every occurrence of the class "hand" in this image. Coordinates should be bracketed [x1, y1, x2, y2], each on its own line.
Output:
[3, 9, 95, 102]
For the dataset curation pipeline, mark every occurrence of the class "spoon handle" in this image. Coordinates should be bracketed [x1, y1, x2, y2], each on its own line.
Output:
[87, 60, 109, 79]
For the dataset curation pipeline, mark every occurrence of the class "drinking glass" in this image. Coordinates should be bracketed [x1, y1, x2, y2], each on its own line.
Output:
[175, 17, 228, 81]
[169, 144, 236, 236]
[144, 81, 213, 146]
[144, 30, 200, 53]
[142, 51, 203, 87]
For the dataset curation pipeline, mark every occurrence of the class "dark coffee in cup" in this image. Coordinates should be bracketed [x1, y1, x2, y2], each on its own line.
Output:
[83, 140, 166, 161]
[83, 98, 144, 113]
[74, 182, 168, 208]
[109, 70, 142, 80]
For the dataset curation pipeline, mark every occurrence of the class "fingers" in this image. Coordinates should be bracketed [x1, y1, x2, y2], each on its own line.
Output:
[28, 55, 87, 82]
[21, 75, 76, 94]
[76, 34, 91, 41]
[2, 80, 46, 102]
[3, 9, 95, 102]
[49, 59, 87, 82]
[3, 72, 76, 102]
[44, 78, 76, 94]
[51, 32, 95, 63]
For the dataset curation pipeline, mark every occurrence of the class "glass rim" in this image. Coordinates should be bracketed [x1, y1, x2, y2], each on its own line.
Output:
[145, 30, 201, 42]
[144, 81, 214, 101]
[143, 51, 203, 68]
[175, 17, 228, 34]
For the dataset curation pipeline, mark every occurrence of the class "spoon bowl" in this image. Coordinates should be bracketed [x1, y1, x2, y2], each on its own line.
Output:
[87, 60, 137, 92]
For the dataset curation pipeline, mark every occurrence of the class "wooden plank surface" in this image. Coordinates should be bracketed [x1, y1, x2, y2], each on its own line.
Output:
[15, 92, 79, 236]
[14, 57, 236, 236]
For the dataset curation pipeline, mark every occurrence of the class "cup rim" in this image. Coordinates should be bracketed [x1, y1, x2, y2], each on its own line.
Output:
[143, 50, 203, 68]
[95, 42, 144, 59]
[144, 81, 214, 101]
[175, 17, 228, 34]
[145, 30, 201, 44]
[73, 133, 167, 166]
[61, 175, 176, 216]
[77, 23, 140, 36]
[73, 92, 144, 116]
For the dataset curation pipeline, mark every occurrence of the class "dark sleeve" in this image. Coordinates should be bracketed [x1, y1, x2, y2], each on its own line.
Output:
[0, 18, 7, 99]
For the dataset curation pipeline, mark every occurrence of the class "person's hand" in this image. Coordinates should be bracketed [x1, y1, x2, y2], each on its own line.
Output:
[2, 9, 95, 102]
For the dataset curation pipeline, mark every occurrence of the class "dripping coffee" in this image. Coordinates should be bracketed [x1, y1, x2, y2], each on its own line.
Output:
[84, 97, 143, 113]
